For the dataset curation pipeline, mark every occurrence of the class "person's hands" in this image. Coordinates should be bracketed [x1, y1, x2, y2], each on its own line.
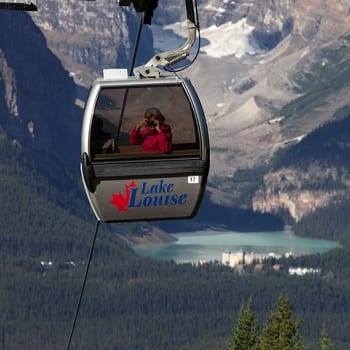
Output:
[136, 118, 147, 130]
[154, 119, 161, 132]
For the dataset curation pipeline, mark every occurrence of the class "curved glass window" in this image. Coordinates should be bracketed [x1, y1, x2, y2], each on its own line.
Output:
[90, 84, 200, 161]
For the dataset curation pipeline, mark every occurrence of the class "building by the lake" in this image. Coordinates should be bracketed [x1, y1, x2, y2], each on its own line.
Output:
[222, 250, 293, 268]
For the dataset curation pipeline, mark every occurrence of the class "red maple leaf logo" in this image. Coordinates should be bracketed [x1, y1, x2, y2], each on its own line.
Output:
[110, 180, 138, 212]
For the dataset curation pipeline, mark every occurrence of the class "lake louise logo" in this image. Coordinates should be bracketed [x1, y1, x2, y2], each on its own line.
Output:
[109, 179, 188, 212]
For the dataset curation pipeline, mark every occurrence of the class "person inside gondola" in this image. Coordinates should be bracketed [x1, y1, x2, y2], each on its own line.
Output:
[129, 107, 172, 153]
[91, 117, 119, 157]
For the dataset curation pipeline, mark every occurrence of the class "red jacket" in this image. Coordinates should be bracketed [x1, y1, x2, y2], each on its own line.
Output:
[129, 124, 172, 153]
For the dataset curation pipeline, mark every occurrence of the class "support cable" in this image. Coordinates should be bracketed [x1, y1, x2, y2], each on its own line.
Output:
[116, 12, 144, 138]
[66, 11, 144, 349]
[129, 11, 144, 76]
[66, 220, 101, 350]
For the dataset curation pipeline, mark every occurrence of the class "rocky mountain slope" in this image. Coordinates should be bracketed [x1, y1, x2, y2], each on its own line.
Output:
[189, 0, 350, 175]
[30, 0, 154, 86]
[187, 0, 350, 223]
[29, 0, 350, 173]
[0, 11, 81, 173]
[2, 0, 350, 226]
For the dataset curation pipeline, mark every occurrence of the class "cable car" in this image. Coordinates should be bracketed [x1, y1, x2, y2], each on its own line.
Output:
[80, 0, 209, 222]
[0, 0, 37, 10]
[81, 69, 209, 222]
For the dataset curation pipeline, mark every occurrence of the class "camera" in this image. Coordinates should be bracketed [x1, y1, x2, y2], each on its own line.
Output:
[146, 120, 155, 127]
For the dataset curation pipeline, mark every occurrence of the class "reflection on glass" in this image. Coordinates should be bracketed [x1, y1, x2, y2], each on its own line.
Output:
[90, 84, 200, 160]
[129, 107, 172, 154]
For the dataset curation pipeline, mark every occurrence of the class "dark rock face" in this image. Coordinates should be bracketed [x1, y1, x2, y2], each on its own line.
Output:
[0, 11, 80, 168]
[251, 30, 283, 50]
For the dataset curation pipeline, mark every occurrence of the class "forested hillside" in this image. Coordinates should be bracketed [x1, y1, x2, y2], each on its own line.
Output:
[269, 110, 350, 245]
[272, 110, 350, 172]
[0, 127, 350, 349]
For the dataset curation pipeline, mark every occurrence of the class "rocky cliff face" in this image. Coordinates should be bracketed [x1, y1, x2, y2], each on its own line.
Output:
[30, 0, 154, 86]
[252, 166, 342, 221]
[0, 11, 81, 169]
[247, 0, 350, 45]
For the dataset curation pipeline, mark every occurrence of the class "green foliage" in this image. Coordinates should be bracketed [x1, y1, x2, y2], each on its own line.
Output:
[228, 297, 258, 350]
[271, 113, 350, 172]
[320, 324, 332, 350]
[293, 198, 350, 246]
[259, 295, 304, 350]
[1, 128, 350, 349]
[226, 296, 340, 350]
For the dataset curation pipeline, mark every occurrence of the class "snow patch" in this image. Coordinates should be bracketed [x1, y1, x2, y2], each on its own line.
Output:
[151, 18, 264, 59]
[200, 19, 263, 58]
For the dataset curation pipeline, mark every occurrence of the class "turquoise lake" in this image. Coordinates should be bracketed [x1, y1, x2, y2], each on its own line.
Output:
[133, 230, 340, 263]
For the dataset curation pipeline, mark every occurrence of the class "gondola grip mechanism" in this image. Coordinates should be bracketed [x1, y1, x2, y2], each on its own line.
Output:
[133, 0, 197, 78]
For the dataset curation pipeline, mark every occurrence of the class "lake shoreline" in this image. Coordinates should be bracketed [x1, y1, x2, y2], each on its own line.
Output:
[133, 230, 341, 263]
[125, 224, 291, 247]
[117, 225, 177, 246]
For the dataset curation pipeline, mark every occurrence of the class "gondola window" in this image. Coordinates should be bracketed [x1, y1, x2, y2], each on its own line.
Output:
[90, 84, 200, 161]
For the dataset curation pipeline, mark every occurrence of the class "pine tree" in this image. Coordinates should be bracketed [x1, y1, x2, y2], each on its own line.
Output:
[258, 294, 305, 350]
[227, 297, 258, 350]
[320, 324, 332, 350]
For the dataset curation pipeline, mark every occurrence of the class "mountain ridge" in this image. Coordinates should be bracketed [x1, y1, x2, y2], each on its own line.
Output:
[2, 1, 350, 228]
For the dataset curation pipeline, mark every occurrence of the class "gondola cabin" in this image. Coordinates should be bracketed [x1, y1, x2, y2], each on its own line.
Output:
[81, 69, 209, 222]
[0, 0, 37, 10]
